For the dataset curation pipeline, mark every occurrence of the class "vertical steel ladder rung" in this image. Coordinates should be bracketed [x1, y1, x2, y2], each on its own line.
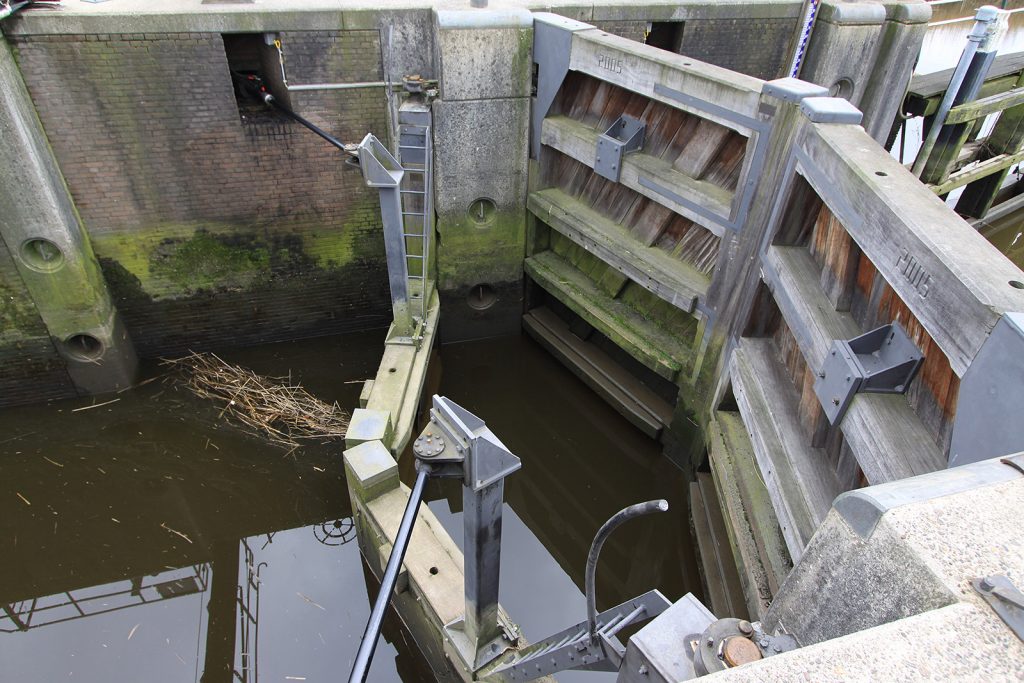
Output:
[396, 119, 432, 323]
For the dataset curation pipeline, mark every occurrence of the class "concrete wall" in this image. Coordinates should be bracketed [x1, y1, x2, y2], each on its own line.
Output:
[9, 29, 392, 356]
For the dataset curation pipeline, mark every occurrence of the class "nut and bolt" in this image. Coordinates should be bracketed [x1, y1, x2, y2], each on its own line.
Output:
[738, 620, 754, 637]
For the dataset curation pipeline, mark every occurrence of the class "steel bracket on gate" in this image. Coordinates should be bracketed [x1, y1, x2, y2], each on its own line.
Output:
[813, 322, 924, 425]
[595, 115, 645, 182]
[972, 574, 1024, 641]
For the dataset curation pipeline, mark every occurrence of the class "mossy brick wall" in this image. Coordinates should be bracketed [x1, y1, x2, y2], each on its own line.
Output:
[10, 30, 392, 356]
[0, 239, 76, 407]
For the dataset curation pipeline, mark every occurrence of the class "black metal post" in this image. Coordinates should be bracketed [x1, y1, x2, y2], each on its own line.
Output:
[585, 500, 668, 638]
[348, 467, 430, 683]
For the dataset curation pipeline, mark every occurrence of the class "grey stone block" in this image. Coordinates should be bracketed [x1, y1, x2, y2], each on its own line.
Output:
[800, 96, 864, 124]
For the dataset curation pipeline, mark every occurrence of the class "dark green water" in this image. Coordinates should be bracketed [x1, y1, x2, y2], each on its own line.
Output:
[0, 330, 698, 682]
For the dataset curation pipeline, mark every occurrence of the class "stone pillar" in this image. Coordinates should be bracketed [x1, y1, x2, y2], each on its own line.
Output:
[0, 35, 136, 395]
[799, 0, 929, 144]
[431, 8, 533, 342]
[857, 0, 931, 143]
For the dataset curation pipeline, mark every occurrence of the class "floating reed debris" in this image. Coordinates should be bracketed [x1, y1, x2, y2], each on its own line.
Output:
[162, 351, 349, 451]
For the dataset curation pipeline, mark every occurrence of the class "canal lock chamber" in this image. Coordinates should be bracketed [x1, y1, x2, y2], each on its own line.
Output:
[3, 1, 1024, 682]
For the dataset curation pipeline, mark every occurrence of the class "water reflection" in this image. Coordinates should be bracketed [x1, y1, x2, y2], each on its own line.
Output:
[428, 334, 702, 683]
[0, 331, 433, 683]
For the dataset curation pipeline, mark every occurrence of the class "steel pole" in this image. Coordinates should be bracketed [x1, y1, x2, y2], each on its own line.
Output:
[348, 468, 430, 683]
[463, 479, 505, 655]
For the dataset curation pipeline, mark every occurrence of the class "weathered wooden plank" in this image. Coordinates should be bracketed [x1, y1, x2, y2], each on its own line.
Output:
[525, 250, 693, 381]
[930, 149, 1024, 196]
[763, 246, 945, 483]
[523, 307, 672, 438]
[541, 115, 734, 233]
[808, 204, 860, 311]
[708, 412, 788, 618]
[763, 246, 859, 368]
[945, 85, 1024, 124]
[695, 473, 749, 620]
[957, 79, 1024, 218]
[673, 119, 730, 178]
[690, 483, 732, 618]
[569, 29, 763, 134]
[906, 51, 1024, 116]
[716, 411, 792, 596]
[797, 123, 1024, 376]
[842, 394, 946, 480]
[529, 188, 709, 312]
[729, 338, 842, 562]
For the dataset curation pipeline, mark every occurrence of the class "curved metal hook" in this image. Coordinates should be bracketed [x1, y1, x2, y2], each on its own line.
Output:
[585, 499, 669, 639]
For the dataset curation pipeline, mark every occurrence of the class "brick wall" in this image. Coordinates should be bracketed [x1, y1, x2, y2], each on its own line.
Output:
[681, 19, 794, 80]
[592, 20, 650, 44]
[593, 18, 794, 81]
[11, 30, 393, 356]
[0, 239, 75, 406]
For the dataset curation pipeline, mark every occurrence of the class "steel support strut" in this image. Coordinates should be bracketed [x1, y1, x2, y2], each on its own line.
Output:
[412, 395, 523, 671]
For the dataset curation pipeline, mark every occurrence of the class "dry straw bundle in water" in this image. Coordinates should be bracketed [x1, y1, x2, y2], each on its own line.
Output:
[162, 351, 349, 453]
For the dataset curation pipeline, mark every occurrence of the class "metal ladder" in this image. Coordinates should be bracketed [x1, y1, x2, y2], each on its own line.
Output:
[396, 117, 433, 323]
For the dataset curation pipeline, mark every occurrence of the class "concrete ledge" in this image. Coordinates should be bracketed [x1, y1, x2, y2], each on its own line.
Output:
[885, 0, 931, 24]
[435, 8, 533, 29]
[343, 440, 400, 501]
[815, 0, 887, 25]
[834, 454, 1024, 539]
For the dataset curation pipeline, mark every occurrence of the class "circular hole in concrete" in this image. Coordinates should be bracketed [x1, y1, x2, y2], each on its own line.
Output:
[1010, 280, 1024, 290]
[467, 283, 497, 311]
[20, 238, 65, 273]
[468, 197, 496, 227]
[829, 77, 854, 99]
[875, 171, 887, 177]
[429, 566, 439, 575]
[389, 367, 397, 373]
[63, 334, 104, 362]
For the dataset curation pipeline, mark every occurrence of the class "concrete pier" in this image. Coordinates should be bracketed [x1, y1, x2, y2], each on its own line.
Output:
[0, 37, 136, 398]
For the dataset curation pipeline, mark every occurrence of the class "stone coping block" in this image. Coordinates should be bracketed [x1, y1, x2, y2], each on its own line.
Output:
[345, 407, 394, 448]
[763, 77, 829, 103]
[343, 439, 399, 502]
[800, 96, 863, 125]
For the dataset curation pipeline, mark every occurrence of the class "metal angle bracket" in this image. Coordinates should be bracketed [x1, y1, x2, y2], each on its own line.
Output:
[813, 322, 924, 425]
[357, 133, 404, 188]
[972, 574, 1024, 641]
[414, 395, 521, 491]
[485, 590, 672, 681]
[595, 115, 645, 182]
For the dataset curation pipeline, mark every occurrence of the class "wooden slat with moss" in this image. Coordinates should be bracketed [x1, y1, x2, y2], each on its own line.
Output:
[529, 188, 710, 313]
[730, 337, 842, 563]
[540, 115, 734, 230]
[525, 250, 694, 382]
